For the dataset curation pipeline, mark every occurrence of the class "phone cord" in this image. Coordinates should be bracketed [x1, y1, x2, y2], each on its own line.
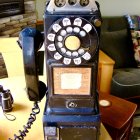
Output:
[9, 101, 40, 140]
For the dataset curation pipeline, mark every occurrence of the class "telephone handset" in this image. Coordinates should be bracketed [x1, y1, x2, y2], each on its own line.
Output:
[18, 27, 47, 101]
[9, 28, 48, 140]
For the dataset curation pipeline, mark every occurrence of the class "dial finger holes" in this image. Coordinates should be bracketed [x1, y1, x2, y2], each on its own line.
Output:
[66, 51, 72, 56]
[61, 48, 66, 53]
[79, 30, 86, 37]
[78, 48, 85, 55]
[57, 35, 63, 42]
[72, 51, 78, 57]
[66, 27, 73, 33]
[73, 27, 80, 33]
[60, 30, 67, 36]
[57, 42, 63, 48]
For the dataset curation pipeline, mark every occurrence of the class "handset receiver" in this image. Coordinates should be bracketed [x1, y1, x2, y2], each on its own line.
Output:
[19, 28, 47, 101]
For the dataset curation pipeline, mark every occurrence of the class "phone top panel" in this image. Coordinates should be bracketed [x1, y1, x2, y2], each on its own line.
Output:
[46, 0, 98, 13]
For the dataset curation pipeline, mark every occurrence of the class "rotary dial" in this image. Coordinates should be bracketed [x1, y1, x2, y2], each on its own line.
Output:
[46, 17, 98, 65]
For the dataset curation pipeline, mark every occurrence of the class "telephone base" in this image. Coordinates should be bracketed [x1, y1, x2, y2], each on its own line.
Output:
[43, 101, 100, 140]
[43, 113, 100, 140]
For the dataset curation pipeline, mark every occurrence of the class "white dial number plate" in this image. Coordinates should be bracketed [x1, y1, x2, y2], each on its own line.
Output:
[63, 18, 71, 26]
[54, 52, 62, 60]
[47, 33, 55, 41]
[82, 52, 91, 60]
[83, 24, 92, 33]
[63, 58, 71, 65]
[74, 57, 82, 65]
[53, 24, 62, 32]
[74, 18, 82, 27]
[48, 44, 56, 51]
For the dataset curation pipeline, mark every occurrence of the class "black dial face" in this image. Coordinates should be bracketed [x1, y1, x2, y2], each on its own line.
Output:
[46, 16, 99, 65]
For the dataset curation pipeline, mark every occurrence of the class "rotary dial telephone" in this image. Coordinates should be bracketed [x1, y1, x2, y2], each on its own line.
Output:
[13, 0, 102, 140]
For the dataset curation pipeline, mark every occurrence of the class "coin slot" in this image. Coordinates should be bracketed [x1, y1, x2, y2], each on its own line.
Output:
[68, 0, 77, 5]
[80, 0, 89, 7]
[55, 0, 66, 7]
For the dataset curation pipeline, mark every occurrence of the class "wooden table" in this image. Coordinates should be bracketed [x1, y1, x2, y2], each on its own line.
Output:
[99, 93, 137, 140]
[0, 76, 112, 140]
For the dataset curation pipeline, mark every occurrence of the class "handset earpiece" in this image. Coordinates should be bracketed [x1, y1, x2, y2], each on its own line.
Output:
[18, 27, 47, 101]
[18, 27, 44, 50]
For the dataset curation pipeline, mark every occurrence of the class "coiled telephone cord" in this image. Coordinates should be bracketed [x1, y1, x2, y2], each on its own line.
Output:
[9, 102, 40, 140]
